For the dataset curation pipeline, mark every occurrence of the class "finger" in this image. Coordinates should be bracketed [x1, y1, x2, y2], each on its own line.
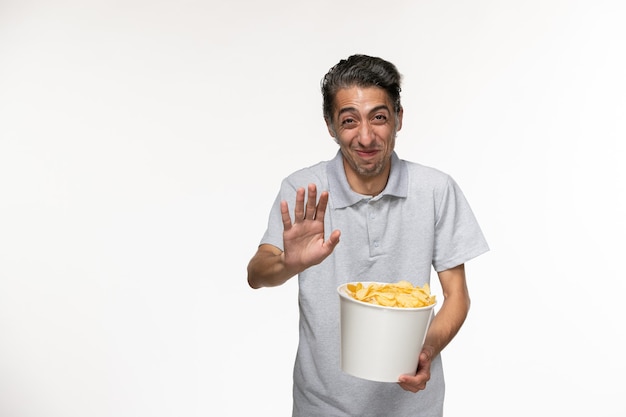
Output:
[397, 377, 425, 393]
[293, 187, 306, 222]
[397, 380, 421, 393]
[315, 191, 329, 221]
[305, 184, 317, 220]
[280, 200, 292, 230]
[325, 229, 341, 248]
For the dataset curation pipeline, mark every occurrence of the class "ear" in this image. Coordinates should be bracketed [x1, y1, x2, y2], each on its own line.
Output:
[396, 107, 404, 132]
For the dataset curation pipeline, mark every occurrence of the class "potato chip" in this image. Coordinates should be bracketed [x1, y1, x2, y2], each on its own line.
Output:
[345, 280, 436, 308]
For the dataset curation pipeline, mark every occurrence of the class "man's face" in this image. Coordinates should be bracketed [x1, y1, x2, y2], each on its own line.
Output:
[326, 86, 403, 184]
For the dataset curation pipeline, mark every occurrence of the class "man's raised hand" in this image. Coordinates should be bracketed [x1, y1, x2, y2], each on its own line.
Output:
[280, 183, 341, 274]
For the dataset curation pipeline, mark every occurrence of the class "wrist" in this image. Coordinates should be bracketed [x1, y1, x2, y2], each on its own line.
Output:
[421, 344, 437, 360]
[280, 252, 302, 278]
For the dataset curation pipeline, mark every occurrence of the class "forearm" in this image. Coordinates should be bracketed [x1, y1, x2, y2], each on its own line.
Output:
[247, 245, 297, 289]
[422, 292, 470, 358]
[422, 265, 471, 358]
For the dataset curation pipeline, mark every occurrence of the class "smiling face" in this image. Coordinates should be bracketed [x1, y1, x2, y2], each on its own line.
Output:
[326, 85, 403, 195]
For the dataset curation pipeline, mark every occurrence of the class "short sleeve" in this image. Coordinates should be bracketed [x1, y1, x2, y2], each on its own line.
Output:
[432, 176, 489, 272]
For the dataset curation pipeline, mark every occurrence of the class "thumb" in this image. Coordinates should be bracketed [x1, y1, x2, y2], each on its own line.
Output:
[326, 229, 341, 249]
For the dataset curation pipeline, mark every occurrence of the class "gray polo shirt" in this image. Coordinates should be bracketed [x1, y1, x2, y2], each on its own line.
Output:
[260, 150, 489, 417]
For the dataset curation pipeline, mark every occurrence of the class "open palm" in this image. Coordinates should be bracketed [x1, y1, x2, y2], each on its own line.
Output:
[281, 184, 341, 274]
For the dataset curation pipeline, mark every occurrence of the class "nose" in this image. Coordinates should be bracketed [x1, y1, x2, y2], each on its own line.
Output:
[357, 122, 374, 146]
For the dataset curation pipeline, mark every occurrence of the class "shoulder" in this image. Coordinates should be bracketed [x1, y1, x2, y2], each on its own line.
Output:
[401, 159, 453, 189]
[281, 159, 331, 190]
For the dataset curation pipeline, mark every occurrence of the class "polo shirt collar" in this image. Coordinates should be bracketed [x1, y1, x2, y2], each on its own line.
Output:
[327, 150, 408, 209]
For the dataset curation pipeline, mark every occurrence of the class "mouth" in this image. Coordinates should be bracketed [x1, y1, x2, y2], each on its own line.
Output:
[355, 149, 380, 159]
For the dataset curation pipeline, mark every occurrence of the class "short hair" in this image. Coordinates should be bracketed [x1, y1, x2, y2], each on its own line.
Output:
[321, 54, 403, 124]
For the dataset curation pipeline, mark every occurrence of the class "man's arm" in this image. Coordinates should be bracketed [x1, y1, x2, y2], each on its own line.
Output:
[247, 244, 297, 289]
[398, 264, 470, 392]
[423, 263, 471, 358]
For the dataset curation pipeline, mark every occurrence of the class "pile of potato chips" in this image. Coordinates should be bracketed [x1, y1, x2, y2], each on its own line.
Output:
[345, 280, 436, 308]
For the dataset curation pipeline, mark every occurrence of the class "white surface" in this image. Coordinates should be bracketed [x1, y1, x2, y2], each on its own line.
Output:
[1, 1, 625, 416]
[338, 283, 435, 382]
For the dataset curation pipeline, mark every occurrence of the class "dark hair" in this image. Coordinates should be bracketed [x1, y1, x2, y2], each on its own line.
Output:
[321, 54, 402, 123]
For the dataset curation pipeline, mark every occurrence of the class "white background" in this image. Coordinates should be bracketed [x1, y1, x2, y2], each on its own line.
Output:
[1, 1, 625, 416]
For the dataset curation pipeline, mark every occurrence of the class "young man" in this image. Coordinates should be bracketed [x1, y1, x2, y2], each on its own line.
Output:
[247, 54, 489, 416]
